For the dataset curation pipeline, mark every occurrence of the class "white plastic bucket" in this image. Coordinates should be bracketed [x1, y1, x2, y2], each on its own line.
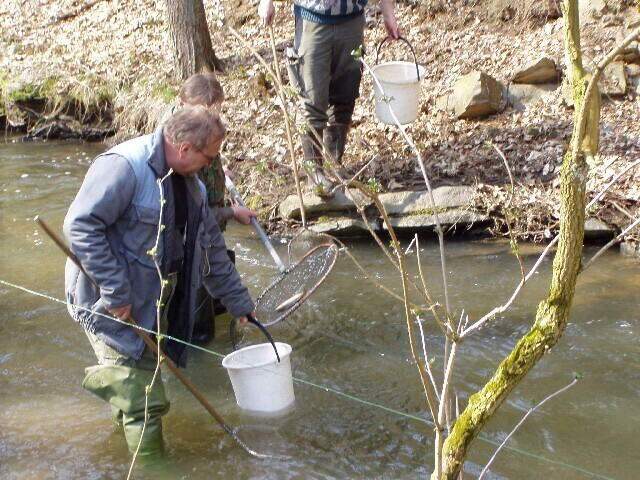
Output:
[222, 342, 295, 413]
[372, 61, 426, 125]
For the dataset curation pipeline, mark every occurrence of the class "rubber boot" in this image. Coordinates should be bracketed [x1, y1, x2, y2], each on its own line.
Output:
[301, 131, 334, 198]
[83, 365, 170, 458]
[323, 123, 350, 178]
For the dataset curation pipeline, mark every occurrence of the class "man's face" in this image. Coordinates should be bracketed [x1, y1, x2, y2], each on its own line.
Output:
[175, 136, 223, 176]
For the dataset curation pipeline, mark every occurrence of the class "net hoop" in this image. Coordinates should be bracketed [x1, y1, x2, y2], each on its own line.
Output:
[255, 241, 339, 327]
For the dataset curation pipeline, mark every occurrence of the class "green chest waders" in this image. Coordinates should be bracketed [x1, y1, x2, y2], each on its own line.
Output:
[82, 274, 177, 457]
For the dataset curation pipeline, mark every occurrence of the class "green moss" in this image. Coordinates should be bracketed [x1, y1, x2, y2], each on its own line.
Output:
[405, 206, 448, 217]
[152, 83, 178, 103]
[246, 194, 263, 211]
[7, 83, 46, 102]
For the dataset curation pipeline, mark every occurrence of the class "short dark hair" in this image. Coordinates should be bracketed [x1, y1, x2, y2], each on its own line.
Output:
[179, 73, 224, 107]
[164, 105, 226, 150]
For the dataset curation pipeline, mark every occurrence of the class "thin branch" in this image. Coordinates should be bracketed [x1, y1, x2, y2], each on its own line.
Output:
[268, 26, 307, 227]
[583, 215, 640, 271]
[462, 156, 640, 338]
[359, 56, 451, 321]
[416, 235, 450, 337]
[587, 158, 640, 213]
[225, 22, 308, 227]
[435, 341, 458, 477]
[127, 168, 173, 477]
[478, 377, 579, 480]
[490, 142, 525, 281]
[328, 155, 378, 195]
[417, 318, 441, 402]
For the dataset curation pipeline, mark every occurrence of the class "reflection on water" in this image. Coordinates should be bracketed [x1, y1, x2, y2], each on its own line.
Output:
[1, 139, 639, 479]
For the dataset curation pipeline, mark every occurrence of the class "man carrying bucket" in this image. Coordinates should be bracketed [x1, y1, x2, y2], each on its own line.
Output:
[258, 0, 400, 196]
[64, 106, 255, 458]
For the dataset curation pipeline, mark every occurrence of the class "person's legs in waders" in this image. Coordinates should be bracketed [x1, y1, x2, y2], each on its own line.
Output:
[287, 13, 365, 195]
[83, 334, 169, 458]
[81, 275, 176, 458]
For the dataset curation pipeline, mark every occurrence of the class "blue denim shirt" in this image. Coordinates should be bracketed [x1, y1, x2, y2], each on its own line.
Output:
[64, 127, 254, 365]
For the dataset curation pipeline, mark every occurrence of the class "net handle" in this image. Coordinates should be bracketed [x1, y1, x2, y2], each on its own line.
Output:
[225, 176, 287, 272]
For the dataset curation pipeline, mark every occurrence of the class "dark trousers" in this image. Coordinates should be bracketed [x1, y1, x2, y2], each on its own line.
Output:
[287, 13, 366, 132]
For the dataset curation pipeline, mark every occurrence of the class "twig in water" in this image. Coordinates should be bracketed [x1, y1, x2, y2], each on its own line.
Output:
[478, 377, 579, 480]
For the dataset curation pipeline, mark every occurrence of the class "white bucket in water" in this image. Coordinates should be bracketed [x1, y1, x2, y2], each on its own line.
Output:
[222, 342, 295, 413]
[372, 61, 426, 125]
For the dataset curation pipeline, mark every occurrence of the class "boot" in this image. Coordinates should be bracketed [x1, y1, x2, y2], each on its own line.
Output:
[301, 131, 334, 198]
[83, 365, 170, 458]
[323, 123, 349, 178]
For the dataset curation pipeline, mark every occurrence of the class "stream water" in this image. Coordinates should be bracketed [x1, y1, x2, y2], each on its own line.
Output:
[1, 139, 638, 479]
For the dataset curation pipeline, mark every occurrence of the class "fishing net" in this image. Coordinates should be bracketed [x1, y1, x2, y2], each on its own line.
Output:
[230, 236, 339, 349]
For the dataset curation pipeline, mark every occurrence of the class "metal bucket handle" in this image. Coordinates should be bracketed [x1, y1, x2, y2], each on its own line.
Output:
[375, 36, 421, 81]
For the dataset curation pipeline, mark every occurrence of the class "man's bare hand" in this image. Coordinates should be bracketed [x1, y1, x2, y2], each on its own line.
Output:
[108, 304, 132, 320]
[232, 205, 257, 225]
[381, 1, 400, 39]
[237, 312, 256, 327]
[258, 0, 275, 26]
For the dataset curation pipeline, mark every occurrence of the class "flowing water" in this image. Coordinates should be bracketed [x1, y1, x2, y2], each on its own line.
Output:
[1, 139, 639, 480]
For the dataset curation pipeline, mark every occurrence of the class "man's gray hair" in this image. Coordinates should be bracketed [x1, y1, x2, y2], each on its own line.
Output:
[164, 105, 226, 150]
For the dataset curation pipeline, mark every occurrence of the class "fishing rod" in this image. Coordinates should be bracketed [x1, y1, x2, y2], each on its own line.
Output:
[34, 216, 272, 458]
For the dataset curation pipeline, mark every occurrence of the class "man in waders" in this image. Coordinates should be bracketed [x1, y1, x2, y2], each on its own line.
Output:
[64, 106, 255, 458]
[163, 73, 257, 344]
[258, 0, 400, 196]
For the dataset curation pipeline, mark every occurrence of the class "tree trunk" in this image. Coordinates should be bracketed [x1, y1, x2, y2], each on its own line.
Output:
[433, 1, 598, 477]
[165, 0, 223, 80]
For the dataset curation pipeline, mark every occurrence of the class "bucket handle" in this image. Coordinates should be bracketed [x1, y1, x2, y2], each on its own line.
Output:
[375, 36, 421, 81]
[247, 314, 281, 363]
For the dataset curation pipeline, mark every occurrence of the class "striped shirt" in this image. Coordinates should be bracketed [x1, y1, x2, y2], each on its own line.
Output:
[294, 0, 367, 24]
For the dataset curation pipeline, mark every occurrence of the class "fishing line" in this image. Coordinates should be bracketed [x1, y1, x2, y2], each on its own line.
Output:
[0, 279, 615, 480]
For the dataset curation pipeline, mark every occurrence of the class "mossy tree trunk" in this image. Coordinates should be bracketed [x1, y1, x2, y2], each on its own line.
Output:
[165, 0, 223, 80]
[433, 1, 600, 478]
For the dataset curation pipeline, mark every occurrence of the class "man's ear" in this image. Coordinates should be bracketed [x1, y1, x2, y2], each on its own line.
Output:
[178, 142, 191, 155]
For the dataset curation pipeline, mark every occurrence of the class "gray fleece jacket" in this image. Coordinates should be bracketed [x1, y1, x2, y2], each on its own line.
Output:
[63, 127, 254, 366]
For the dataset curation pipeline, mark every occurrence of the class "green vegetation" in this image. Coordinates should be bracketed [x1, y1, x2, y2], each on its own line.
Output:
[152, 83, 178, 103]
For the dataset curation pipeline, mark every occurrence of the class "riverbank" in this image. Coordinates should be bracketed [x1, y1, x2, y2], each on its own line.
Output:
[2, 0, 639, 249]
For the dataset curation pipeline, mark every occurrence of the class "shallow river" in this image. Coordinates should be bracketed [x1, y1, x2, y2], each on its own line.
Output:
[1, 139, 638, 479]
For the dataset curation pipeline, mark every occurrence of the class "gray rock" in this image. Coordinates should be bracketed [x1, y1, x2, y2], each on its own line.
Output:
[578, 0, 608, 23]
[279, 189, 371, 220]
[378, 186, 476, 216]
[512, 58, 559, 85]
[309, 217, 377, 236]
[621, 240, 640, 258]
[626, 10, 640, 29]
[382, 209, 488, 231]
[626, 64, 640, 78]
[584, 218, 614, 239]
[451, 71, 505, 119]
[435, 94, 452, 113]
[600, 61, 628, 96]
[507, 83, 558, 110]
